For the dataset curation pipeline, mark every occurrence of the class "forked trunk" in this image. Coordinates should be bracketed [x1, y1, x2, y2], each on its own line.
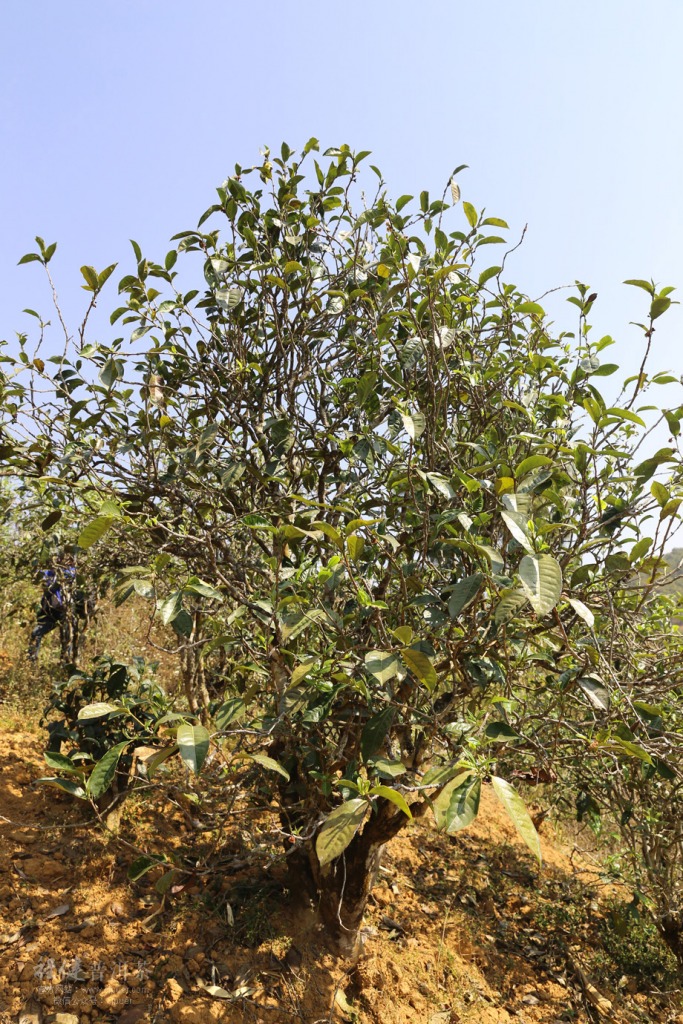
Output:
[308, 798, 409, 957]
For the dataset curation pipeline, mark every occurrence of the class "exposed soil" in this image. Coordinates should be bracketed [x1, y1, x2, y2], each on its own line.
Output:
[2, 726, 682, 1024]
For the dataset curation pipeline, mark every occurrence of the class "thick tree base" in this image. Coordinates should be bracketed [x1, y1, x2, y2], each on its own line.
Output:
[287, 797, 409, 958]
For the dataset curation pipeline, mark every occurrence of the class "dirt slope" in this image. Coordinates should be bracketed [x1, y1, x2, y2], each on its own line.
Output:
[1, 726, 681, 1024]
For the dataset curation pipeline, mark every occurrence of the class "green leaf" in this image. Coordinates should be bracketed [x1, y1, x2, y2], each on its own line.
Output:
[421, 763, 468, 787]
[214, 698, 246, 730]
[87, 740, 131, 800]
[400, 648, 437, 690]
[603, 407, 646, 427]
[43, 751, 79, 773]
[97, 263, 117, 289]
[591, 363, 619, 377]
[143, 745, 178, 778]
[651, 481, 669, 507]
[316, 798, 368, 867]
[77, 702, 119, 720]
[514, 301, 545, 317]
[447, 573, 483, 618]
[519, 554, 562, 617]
[364, 651, 400, 685]
[650, 296, 671, 320]
[176, 723, 210, 775]
[184, 577, 223, 600]
[426, 472, 456, 499]
[248, 753, 290, 780]
[463, 201, 478, 228]
[629, 537, 652, 563]
[624, 279, 654, 296]
[491, 776, 542, 865]
[433, 773, 480, 833]
[40, 509, 62, 531]
[312, 521, 343, 548]
[99, 499, 122, 518]
[80, 265, 99, 291]
[133, 579, 155, 599]
[361, 707, 395, 762]
[171, 609, 193, 638]
[368, 758, 407, 779]
[392, 625, 413, 645]
[611, 739, 653, 765]
[77, 516, 114, 549]
[243, 513, 272, 529]
[369, 785, 412, 818]
[485, 722, 520, 742]
[515, 455, 553, 479]
[158, 591, 183, 626]
[478, 265, 501, 287]
[35, 777, 87, 800]
[290, 659, 317, 687]
[98, 358, 121, 388]
[155, 869, 178, 895]
[128, 854, 166, 881]
[346, 534, 365, 562]
[494, 589, 528, 625]
[661, 498, 682, 520]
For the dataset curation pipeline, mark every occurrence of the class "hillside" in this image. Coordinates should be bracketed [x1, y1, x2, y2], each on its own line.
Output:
[1, 718, 682, 1024]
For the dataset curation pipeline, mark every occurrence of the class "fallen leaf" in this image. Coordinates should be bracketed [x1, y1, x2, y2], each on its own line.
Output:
[1, 923, 37, 947]
[379, 915, 405, 933]
[44, 902, 71, 920]
[334, 988, 356, 1020]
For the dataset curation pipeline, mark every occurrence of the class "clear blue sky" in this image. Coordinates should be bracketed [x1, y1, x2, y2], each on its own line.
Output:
[2, 0, 683, 391]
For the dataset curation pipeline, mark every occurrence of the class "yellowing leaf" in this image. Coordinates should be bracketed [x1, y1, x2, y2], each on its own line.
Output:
[290, 659, 317, 686]
[568, 597, 594, 628]
[369, 785, 412, 818]
[400, 411, 426, 440]
[316, 799, 368, 867]
[491, 776, 542, 865]
[433, 773, 480, 833]
[400, 648, 437, 690]
[177, 723, 210, 775]
[347, 534, 365, 562]
[364, 651, 400, 684]
[519, 554, 562, 616]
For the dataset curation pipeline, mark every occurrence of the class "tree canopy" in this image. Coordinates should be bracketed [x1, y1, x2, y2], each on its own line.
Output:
[2, 140, 683, 955]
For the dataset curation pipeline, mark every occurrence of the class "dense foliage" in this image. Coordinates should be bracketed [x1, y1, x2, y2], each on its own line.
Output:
[2, 141, 683, 954]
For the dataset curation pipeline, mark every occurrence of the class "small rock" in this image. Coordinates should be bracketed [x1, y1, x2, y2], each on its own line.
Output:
[96, 980, 129, 1013]
[52, 1014, 80, 1024]
[22, 858, 65, 882]
[117, 1006, 148, 1024]
[165, 978, 185, 1005]
[67, 989, 93, 1014]
[10, 829, 37, 844]
[106, 900, 128, 918]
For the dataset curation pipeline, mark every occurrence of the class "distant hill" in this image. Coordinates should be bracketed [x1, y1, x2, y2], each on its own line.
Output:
[660, 548, 683, 596]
